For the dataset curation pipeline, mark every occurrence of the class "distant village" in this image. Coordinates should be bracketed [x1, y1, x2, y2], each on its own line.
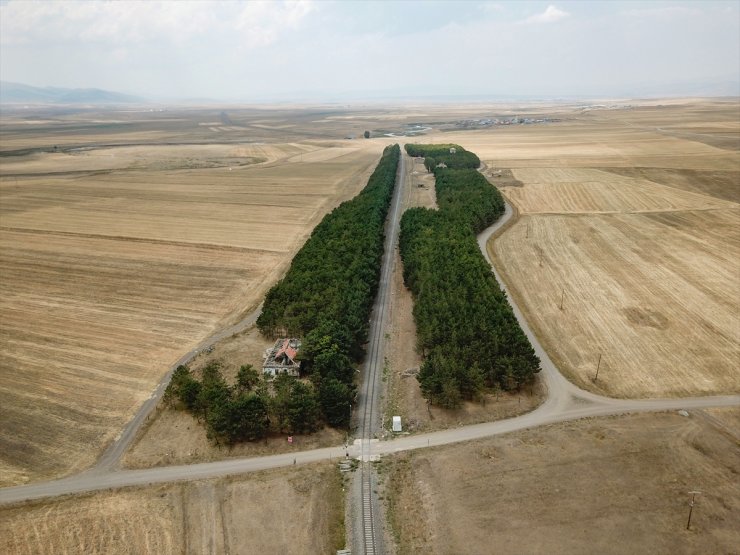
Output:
[449, 115, 553, 128]
[376, 116, 555, 138]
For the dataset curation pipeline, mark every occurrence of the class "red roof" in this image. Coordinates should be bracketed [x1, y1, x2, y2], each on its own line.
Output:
[275, 339, 297, 363]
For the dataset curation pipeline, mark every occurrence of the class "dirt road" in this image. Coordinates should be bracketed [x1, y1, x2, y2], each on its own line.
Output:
[95, 302, 263, 472]
[1, 386, 736, 506]
[1, 166, 737, 519]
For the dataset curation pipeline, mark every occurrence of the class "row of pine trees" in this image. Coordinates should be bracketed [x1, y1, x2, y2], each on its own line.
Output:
[400, 144, 540, 408]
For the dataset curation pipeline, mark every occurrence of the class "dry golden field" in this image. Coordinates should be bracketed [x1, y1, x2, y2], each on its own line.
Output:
[434, 100, 739, 170]
[493, 209, 739, 397]
[415, 99, 740, 399]
[1, 98, 737, 490]
[0, 463, 344, 555]
[0, 109, 387, 486]
[381, 409, 740, 555]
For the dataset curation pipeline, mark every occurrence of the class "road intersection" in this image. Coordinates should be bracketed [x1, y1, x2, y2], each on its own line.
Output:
[2, 148, 737, 532]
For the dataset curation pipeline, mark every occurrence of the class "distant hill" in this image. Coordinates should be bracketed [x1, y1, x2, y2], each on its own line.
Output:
[0, 81, 144, 104]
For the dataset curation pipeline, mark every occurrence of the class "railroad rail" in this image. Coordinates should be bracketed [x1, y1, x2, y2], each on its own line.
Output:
[354, 145, 406, 554]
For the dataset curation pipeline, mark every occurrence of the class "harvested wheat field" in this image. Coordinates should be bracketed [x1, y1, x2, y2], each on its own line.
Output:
[381, 409, 740, 555]
[493, 209, 739, 397]
[422, 100, 740, 398]
[0, 463, 344, 555]
[434, 99, 739, 170]
[0, 115, 384, 486]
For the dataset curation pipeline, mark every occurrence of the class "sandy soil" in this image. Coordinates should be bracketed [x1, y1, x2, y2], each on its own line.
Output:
[381, 155, 544, 436]
[380, 409, 740, 555]
[0, 463, 345, 555]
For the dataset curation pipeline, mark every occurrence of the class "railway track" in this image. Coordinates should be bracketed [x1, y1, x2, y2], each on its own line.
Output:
[361, 473, 377, 555]
[1, 147, 738, 532]
[354, 145, 407, 555]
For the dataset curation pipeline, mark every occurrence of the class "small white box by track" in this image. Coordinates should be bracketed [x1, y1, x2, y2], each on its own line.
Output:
[392, 416, 402, 432]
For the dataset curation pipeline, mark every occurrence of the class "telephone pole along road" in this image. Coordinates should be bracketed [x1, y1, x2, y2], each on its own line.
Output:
[1, 153, 738, 508]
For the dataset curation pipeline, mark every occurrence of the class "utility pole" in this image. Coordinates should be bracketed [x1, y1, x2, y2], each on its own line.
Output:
[594, 353, 602, 381]
[686, 491, 701, 530]
[559, 288, 565, 310]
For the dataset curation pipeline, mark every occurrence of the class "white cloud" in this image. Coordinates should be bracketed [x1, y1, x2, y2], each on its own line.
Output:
[524, 5, 569, 24]
[0, 1, 219, 45]
[0, 1, 737, 100]
[0, 0, 314, 48]
[235, 0, 315, 48]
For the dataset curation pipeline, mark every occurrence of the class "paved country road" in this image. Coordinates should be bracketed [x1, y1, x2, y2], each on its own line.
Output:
[2, 161, 738, 508]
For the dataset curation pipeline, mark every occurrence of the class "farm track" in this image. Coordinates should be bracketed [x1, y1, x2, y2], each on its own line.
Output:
[1, 149, 738, 546]
[93, 302, 264, 473]
[0, 226, 280, 255]
[0, 140, 255, 158]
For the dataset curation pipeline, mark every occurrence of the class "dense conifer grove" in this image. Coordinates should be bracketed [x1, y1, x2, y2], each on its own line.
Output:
[165, 145, 399, 442]
[405, 143, 480, 171]
[400, 144, 540, 408]
[165, 362, 323, 444]
[257, 143, 400, 427]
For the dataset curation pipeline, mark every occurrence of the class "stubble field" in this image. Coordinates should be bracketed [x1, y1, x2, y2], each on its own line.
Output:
[0, 109, 385, 486]
[424, 100, 740, 398]
[493, 207, 738, 397]
[2, 97, 738, 553]
[0, 463, 344, 555]
[378, 102, 740, 551]
[381, 409, 740, 555]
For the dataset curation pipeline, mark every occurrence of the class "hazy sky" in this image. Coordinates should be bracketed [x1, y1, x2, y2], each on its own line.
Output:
[1, 0, 738, 100]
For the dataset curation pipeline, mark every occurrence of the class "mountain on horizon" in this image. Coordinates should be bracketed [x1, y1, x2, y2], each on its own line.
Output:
[0, 81, 144, 104]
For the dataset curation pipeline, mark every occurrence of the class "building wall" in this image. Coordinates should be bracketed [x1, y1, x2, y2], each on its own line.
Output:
[263, 366, 300, 378]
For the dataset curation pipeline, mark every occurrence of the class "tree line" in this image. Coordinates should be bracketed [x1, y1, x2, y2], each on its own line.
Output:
[257, 143, 401, 428]
[405, 143, 480, 172]
[164, 145, 400, 444]
[399, 144, 540, 408]
[165, 361, 323, 444]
